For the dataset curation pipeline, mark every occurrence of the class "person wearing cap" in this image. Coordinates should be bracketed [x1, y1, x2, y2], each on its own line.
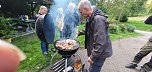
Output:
[0, 40, 26, 72]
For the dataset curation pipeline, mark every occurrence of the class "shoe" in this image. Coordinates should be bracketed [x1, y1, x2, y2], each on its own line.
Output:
[43, 52, 48, 55]
[48, 48, 52, 52]
[139, 66, 148, 72]
[125, 63, 137, 68]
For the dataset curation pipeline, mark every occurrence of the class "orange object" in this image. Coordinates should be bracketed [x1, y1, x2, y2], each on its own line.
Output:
[74, 59, 82, 70]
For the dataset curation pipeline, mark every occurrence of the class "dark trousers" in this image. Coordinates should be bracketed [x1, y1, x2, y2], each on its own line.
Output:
[133, 41, 152, 63]
[60, 31, 63, 38]
[143, 56, 152, 71]
[132, 41, 152, 71]
[41, 41, 49, 53]
[89, 58, 106, 72]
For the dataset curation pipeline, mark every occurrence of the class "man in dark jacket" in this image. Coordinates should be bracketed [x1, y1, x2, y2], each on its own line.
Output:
[125, 16, 152, 72]
[78, 0, 112, 72]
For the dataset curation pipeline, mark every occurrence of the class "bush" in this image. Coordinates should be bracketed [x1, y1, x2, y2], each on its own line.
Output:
[118, 24, 127, 32]
[126, 24, 136, 32]
[109, 24, 119, 34]
[0, 17, 16, 39]
[115, 15, 128, 22]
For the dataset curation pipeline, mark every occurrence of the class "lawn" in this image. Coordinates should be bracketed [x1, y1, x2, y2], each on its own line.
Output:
[12, 34, 61, 72]
[126, 20, 152, 31]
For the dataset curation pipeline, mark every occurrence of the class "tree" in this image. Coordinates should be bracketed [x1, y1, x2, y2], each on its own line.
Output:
[96, 0, 148, 22]
[146, 0, 152, 13]
[0, 0, 30, 17]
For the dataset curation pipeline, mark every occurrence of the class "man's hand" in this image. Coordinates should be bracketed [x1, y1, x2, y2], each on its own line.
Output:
[88, 57, 93, 64]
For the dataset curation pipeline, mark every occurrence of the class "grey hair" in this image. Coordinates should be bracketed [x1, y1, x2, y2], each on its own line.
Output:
[68, 2, 76, 10]
[57, 8, 63, 13]
[78, 0, 92, 10]
[39, 6, 47, 10]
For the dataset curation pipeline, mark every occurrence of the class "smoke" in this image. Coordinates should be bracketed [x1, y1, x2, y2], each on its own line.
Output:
[49, 0, 80, 19]
[48, 0, 81, 40]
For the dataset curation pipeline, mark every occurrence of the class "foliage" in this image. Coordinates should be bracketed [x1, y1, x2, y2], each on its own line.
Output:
[96, 0, 148, 20]
[126, 24, 136, 32]
[146, 0, 152, 13]
[0, 17, 16, 39]
[127, 0, 147, 16]
[109, 22, 136, 34]
[118, 24, 127, 32]
[109, 24, 119, 34]
[115, 14, 128, 22]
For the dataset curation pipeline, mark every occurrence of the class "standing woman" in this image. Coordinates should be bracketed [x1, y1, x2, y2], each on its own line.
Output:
[35, 6, 49, 55]
[56, 8, 64, 39]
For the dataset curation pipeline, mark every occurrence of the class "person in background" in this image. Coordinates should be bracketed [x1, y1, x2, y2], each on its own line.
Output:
[35, 6, 50, 55]
[125, 16, 152, 72]
[0, 40, 26, 72]
[36, 6, 48, 17]
[78, 0, 112, 72]
[56, 8, 64, 38]
[63, 2, 80, 39]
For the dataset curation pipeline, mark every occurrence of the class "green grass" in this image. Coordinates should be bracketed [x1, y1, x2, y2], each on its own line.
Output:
[12, 34, 61, 72]
[110, 32, 141, 41]
[126, 20, 152, 31]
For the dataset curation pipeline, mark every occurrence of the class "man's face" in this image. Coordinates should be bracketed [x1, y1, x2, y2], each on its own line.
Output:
[69, 6, 74, 13]
[79, 8, 89, 18]
[42, 8, 48, 14]
[40, 8, 47, 15]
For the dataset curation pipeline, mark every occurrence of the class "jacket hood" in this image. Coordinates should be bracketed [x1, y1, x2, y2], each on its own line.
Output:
[92, 7, 108, 18]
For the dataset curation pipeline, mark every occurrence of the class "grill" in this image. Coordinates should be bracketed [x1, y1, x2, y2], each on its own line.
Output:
[53, 39, 80, 58]
[53, 39, 80, 72]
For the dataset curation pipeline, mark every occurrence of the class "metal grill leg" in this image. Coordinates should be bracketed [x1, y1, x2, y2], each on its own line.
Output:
[65, 58, 68, 72]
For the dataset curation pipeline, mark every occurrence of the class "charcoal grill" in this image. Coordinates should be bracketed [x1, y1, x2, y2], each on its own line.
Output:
[53, 39, 80, 72]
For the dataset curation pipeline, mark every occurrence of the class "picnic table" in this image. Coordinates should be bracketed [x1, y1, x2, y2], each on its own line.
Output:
[12, 18, 35, 32]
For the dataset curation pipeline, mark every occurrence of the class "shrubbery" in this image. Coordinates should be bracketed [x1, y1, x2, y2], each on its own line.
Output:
[126, 24, 136, 32]
[115, 15, 128, 22]
[109, 24, 119, 34]
[109, 23, 136, 34]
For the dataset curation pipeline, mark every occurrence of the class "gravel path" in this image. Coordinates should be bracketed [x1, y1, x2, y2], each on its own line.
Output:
[77, 30, 152, 72]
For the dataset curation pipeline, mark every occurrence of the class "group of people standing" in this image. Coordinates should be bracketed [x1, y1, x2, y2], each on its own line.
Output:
[56, 2, 80, 39]
[36, 2, 80, 55]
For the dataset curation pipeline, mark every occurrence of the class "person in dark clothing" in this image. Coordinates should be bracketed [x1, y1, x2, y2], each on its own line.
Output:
[63, 2, 80, 39]
[36, 6, 54, 55]
[78, 0, 112, 72]
[144, 15, 152, 25]
[125, 16, 152, 72]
